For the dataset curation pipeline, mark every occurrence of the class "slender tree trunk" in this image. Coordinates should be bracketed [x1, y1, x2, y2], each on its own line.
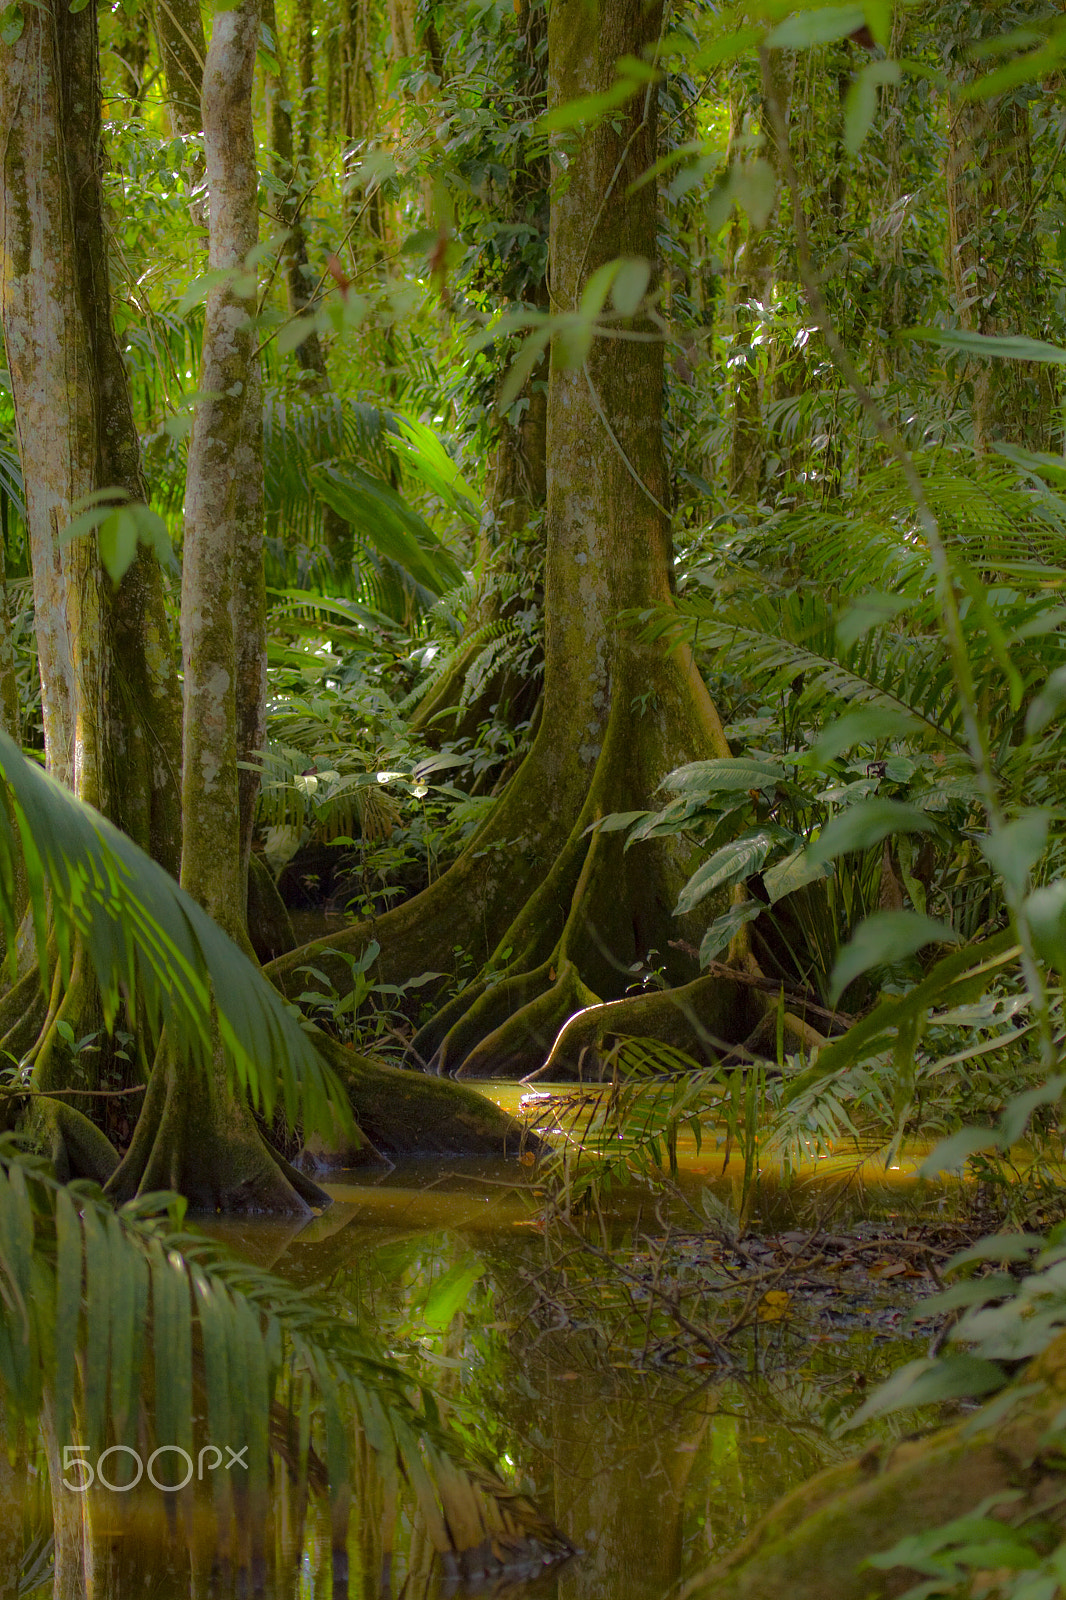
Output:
[946, 41, 1056, 453]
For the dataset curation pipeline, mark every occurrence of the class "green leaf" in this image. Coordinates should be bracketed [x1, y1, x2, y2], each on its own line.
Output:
[312, 460, 464, 597]
[904, 327, 1066, 364]
[810, 798, 935, 865]
[767, 6, 866, 49]
[762, 846, 833, 904]
[662, 758, 786, 797]
[734, 159, 776, 229]
[806, 706, 920, 765]
[52, 1187, 81, 1452]
[675, 829, 789, 916]
[845, 1355, 1005, 1431]
[844, 60, 900, 155]
[699, 901, 763, 965]
[0, 732, 350, 1144]
[834, 591, 913, 648]
[830, 911, 958, 1003]
[980, 812, 1049, 898]
[610, 258, 651, 317]
[584, 810, 652, 837]
[1026, 666, 1066, 737]
[920, 1126, 1001, 1178]
[0, 6, 23, 46]
[1026, 880, 1066, 972]
[417, 1257, 486, 1331]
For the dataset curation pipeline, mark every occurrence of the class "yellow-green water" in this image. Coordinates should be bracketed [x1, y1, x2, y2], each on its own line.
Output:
[28, 1089, 952, 1600]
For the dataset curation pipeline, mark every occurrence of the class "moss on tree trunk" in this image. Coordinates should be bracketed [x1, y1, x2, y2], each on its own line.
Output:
[269, 0, 749, 1084]
[681, 1330, 1066, 1600]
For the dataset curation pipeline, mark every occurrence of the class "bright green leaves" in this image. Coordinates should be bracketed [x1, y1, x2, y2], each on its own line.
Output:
[843, 59, 900, 155]
[905, 327, 1066, 366]
[312, 461, 464, 598]
[0, 4, 22, 45]
[0, 732, 351, 1145]
[765, 6, 868, 49]
[698, 901, 764, 966]
[62, 489, 174, 586]
[675, 828, 791, 916]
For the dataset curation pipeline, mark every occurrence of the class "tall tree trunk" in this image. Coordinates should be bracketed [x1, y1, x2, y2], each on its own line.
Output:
[946, 38, 1056, 453]
[268, 0, 748, 1080]
[108, 0, 317, 1215]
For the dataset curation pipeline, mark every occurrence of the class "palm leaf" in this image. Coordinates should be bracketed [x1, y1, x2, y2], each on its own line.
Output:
[0, 732, 350, 1143]
[0, 1144, 571, 1575]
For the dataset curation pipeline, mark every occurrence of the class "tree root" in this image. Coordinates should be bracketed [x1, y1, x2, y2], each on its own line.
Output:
[521, 972, 768, 1082]
[311, 1033, 537, 1158]
[680, 1329, 1066, 1600]
[105, 1033, 330, 1216]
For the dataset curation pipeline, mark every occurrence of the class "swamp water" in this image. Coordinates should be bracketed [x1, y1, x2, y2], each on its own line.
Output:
[18, 1090, 955, 1600]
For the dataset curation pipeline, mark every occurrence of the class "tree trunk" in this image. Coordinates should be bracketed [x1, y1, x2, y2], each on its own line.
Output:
[108, 0, 316, 1216]
[269, 0, 741, 1080]
[945, 5, 1056, 452]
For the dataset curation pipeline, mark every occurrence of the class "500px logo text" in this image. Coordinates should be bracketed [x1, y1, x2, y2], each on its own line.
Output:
[62, 1444, 248, 1492]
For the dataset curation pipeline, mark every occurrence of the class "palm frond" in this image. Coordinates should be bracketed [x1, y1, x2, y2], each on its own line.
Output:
[0, 1142, 571, 1574]
[0, 733, 348, 1142]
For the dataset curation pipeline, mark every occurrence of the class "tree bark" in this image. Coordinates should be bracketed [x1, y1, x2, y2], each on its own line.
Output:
[946, 47, 1056, 453]
[269, 0, 738, 1079]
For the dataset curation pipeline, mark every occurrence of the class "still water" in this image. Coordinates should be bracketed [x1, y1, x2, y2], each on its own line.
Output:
[22, 1093, 947, 1600]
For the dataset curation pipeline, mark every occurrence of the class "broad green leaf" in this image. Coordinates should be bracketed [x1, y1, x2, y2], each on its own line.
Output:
[947, 1235, 1044, 1271]
[662, 758, 786, 796]
[580, 260, 621, 320]
[1026, 880, 1066, 972]
[920, 1126, 1001, 1178]
[905, 327, 1066, 364]
[675, 829, 788, 916]
[829, 911, 958, 1003]
[834, 590, 914, 648]
[846, 1357, 1007, 1437]
[734, 159, 776, 229]
[312, 461, 464, 597]
[810, 798, 934, 865]
[610, 258, 651, 317]
[806, 706, 919, 765]
[699, 900, 763, 966]
[762, 845, 833, 904]
[417, 1257, 486, 1331]
[497, 326, 552, 413]
[767, 6, 866, 49]
[844, 60, 900, 155]
[980, 812, 1049, 898]
[0, 6, 23, 46]
[1026, 666, 1066, 737]
[585, 810, 652, 837]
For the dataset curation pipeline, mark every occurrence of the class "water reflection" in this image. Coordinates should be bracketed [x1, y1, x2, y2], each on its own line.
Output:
[21, 1132, 941, 1600]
